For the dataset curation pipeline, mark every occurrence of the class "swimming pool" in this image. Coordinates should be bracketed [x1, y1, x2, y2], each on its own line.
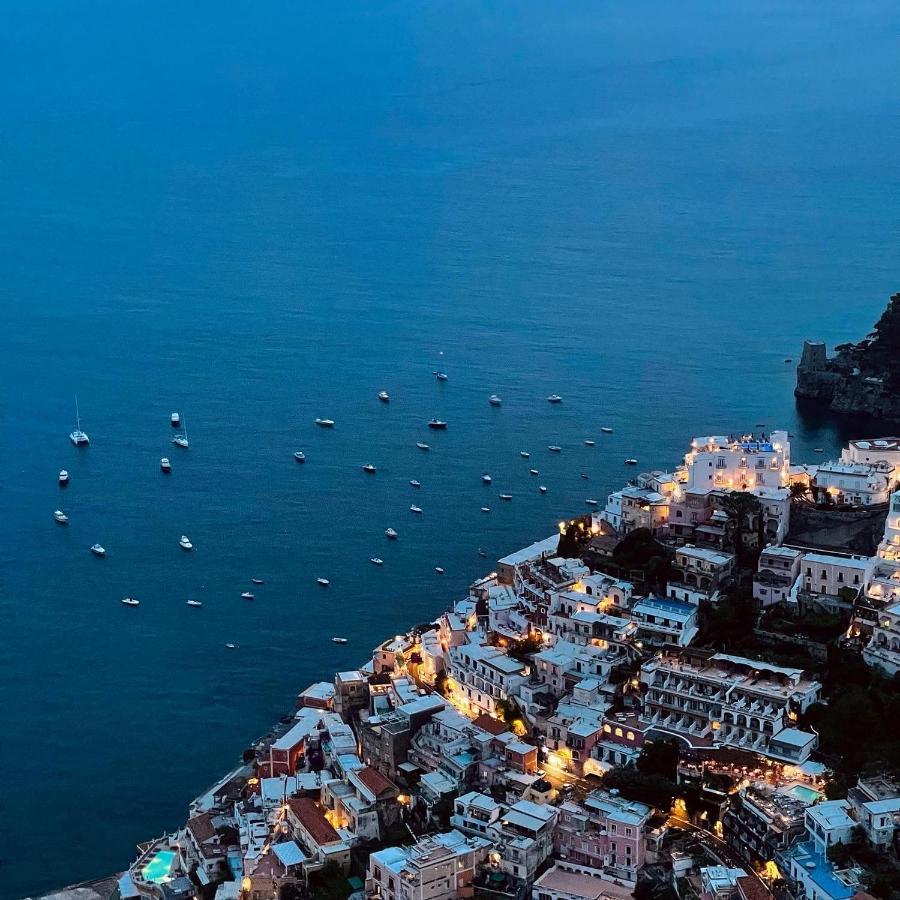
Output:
[142, 849, 176, 884]
[786, 784, 824, 804]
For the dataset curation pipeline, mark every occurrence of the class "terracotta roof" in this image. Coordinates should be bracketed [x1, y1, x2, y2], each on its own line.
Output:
[186, 812, 216, 844]
[356, 766, 398, 799]
[737, 876, 773, 900]
[472, 713, 510, 736]
[286, 798, 341, 846]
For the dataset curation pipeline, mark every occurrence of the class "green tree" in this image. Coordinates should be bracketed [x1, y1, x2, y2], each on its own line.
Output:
[720, 492, 763, 562]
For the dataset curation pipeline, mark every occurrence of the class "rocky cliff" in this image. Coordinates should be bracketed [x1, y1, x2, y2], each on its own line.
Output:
[795, 292, 900, 420]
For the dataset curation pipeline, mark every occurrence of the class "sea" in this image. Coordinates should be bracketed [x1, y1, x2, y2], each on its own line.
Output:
[1, 2, 899, 896]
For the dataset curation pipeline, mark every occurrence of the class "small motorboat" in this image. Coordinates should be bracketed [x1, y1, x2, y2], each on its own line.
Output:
[317, 577, 330, 587]
[121, 597, 140, 607]
[547, 394, 563, 403]
[409, 479, 421, 488]
[539, 485, 548, 493]
[584, 439, 596, 446]
[251, 578, 264, 585]
[481, 506, 491, 513]
[600, 427, 614, 434]
[581, 473, 589, 479]
[434, 567, 445, 574]
[814, 448, 824, 453]
[489, 394, 502, 406]
[90, 543, 106, 557]
[428, 418, 448, 430]
[172, 434, 189, 449]
[625, 458, 638, 465]
[410, 505, 423, 514]
[529, 468, 539, 475]
[548, 445, 562, 453]
[294, 451, 306, 463]
[179, 535, 193, 551]
[416, 442, 430, 451]
[187, 599, 203, 607]
[362, 463, 377, 473]
[225, 642, 237, 649]
[499, 493, 512, 501]
[160, 457, 172, 472]
[482, 474, 492, 484]
[385, 527, 398, 539]
[585, 499, 598, 506]
[332, 636, 349, 644]
[478, 548, 488, 557]
[58, 470, 69, 486]
[171, 412, 181, 427]
[370, 557, 384, 566]
[241, 591, 255, 600]
[378, 390, 390, 402]
[315, 418, 335, 428]
[53, 510, 68, 525]
[434, 371, 448, 381]
[519, 451, 530, 458]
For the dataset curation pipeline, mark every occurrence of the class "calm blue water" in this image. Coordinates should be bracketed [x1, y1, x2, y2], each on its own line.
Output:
[1, 2, 899, 896]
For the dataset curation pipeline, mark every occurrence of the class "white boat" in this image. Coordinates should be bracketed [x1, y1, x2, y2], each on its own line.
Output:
[362, 463, 377, 473]
[409, 479, 421, 488]
[581, 473, 589, 479]
[53, 510, 68, 524]
[58, 469, 69, 485]
[519, 451, 530, 458]
[225, 642, 237, 649]
[172, 433, 189, 448]
[499, 493, 512, 501]
[317, 577, 330, 587]
[434, 567, 445, 574]
[488, 394, 502, 406]
[482, 474, 492, 484]
[294, 451, 306, 463]
[478, 548, 487, 557]
[90, 543, 106, 557]
[160, 457, 172, 472]
[410, 505, 423, 514]
[171, 412, 181, 427]
[187, 599, 203, 607]
[529, 468, 539, 475]
[625, 458, 638, 465]
[385, 527, 398, 539]
[548, 445, 562, 453]
[547, 394, 563, 403]
[179, 535, 193, 551]
[814, 448, 824, 453]
[378, 390, 390, 402]
[121, 597, 140, 607]
[241, 591, 255, 600]
[427, 418, 448, 429]
[539, 485, 548, 493]
[69, 395, 90, 446]
[481, 506, 491, 513]
[315, 418, 335, 427]
[251, 578, 264, 584]
[370, 557, 384, 566]
[434, 371, 448, 381]
[416, 442, 430, 451]
[600, 427, 613, 434]
[585, 499, 598, 506]
[332, 636, 349, 644]
[584, 439, 596, 446]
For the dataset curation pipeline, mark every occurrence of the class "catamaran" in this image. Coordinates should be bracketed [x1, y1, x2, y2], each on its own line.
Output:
[69, 396, 90, 446]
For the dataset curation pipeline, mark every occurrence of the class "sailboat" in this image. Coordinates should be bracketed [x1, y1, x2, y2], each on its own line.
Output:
[69, 396, 90, 446]
[172, 415, 189, 449]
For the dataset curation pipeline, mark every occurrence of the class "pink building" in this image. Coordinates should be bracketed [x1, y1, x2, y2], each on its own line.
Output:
[554, 790, 652, 882]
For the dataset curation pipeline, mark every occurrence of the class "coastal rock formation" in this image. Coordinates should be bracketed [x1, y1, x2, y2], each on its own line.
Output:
[795, 292, 900, 419]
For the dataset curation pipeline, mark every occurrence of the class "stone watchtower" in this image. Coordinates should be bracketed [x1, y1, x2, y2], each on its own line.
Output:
[795, 340, 839, 400]
[799, 340, 828, 372]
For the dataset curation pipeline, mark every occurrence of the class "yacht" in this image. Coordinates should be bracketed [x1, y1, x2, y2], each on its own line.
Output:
[499, 493, 512, 501]
[529, 468, 539, 475]
[121, 597, 140, 607]
[482, 474, 492, 484]
[160, 457, 172, 472]
[519, 451, 530, 458]
[625, 458, 638, 465]
[428, 418, 448, 430]
[370, 557, 384, 566]
[481, 506, 491, 513]
[478, 548, 488, 557]
[90, 543, 106, 557]
[331, 636, 349, 644]
[548, 445, 562, 453]
[171, 412, 181, 427]
[434, 371, 448, 381]
[581, 473, 589, 479]
[241, 591, 255, 600]
[180, 535, 193, 551]
[600, 427, 613, 434]
[416, 442, 430, 451]
[251, 578, 264, 585]
[410, 505, 423, 514]
[584, 439, 596, 446]
[409, 479, 421, 488]
[488, 394, 502, 406]
[362, 463, 377, 473]
[58, 470, 69, 486]
[585, 499, 598, 506]
[434, 567, 445, 574]
[69, 396, 90, 446]
[172, 432, 189, 449]
[539, 485, 548, 493]
[315, 418, 335, 428]
[814, 448, 824, 453]
[187, 599, 203, 607]
[53, 510, 68, 525]
[378, 390, 390, 402]
[547, 394, 563, 403]
[317, 577, 330, 587]
[294, 451, 305, 463]
[385, 527, 398, 539]
[225, 643, 237, 649]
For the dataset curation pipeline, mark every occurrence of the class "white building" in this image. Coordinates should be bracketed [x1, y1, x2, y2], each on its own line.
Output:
[753, 547, 802, 608]
[863, 601, 900, 676]
[800, 552, 872, 601]
[681, 431, 790, 493]
[811, 460, 895, 506]
[630, 597, 699, 647]
[841, 437, 900, 472]
[447, 643, 529, 717]
[668, 545, 735, 604]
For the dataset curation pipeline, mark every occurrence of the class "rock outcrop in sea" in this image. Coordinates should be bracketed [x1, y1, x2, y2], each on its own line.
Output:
[795, 292, 900, 419]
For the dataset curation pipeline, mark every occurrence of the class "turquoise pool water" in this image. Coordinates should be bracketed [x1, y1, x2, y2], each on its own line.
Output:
[142, 850, 176, 884]
[786, 784, 824, 804]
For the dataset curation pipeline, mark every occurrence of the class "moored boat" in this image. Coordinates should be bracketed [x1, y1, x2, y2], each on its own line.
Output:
[90, 543, 106, 557]
[385, 527, 398, 539]
[378, 390, 390, 402]
[187, 599, 203, 607]
[294, 451, 305, 463]
[434, 371, 448, 381]
[481, 506, 491, 513]
[370, 557, 384, 566]
[317, 577, 330, 587]
[53, 509, 68, 524]
[499, 493, 512, 501]
[315, 418, 335, 428]
[410, 505, 423, 514]
[362, 463, 377, 473]
[519, 451, 530, 458]
[625, 458, 638, 465]
[584, 439, 596, 446]
[241, 591, 255, 600]
[69, 396, 90, 446]
[171, 412, 181, 427]
[529, 468, 539, 475]
[409, 479, 421, 488]
[600, 427, 613, 434]
[179, 535, 193, 551]
[331, 636, 349, 644]
[585, 499, 598, 506]
[251, 578, 264, 585]
[160, 457, 172, 472]
[482, 474, 492, 484]
[58, 469, 69, 486]
[539, 485, 548, 493]
[427, 418, 448, 430]
[121, 597, 139, 607]
[416, 442, 430, 451]
[547, 394, 563, 403]
[489, 394, 502, 406]
[548, 445, 562, 453]
[434, 567, 445, 574]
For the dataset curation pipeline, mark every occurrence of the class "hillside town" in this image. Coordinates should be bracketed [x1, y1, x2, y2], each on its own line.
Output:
[113, 431, 900, 900]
